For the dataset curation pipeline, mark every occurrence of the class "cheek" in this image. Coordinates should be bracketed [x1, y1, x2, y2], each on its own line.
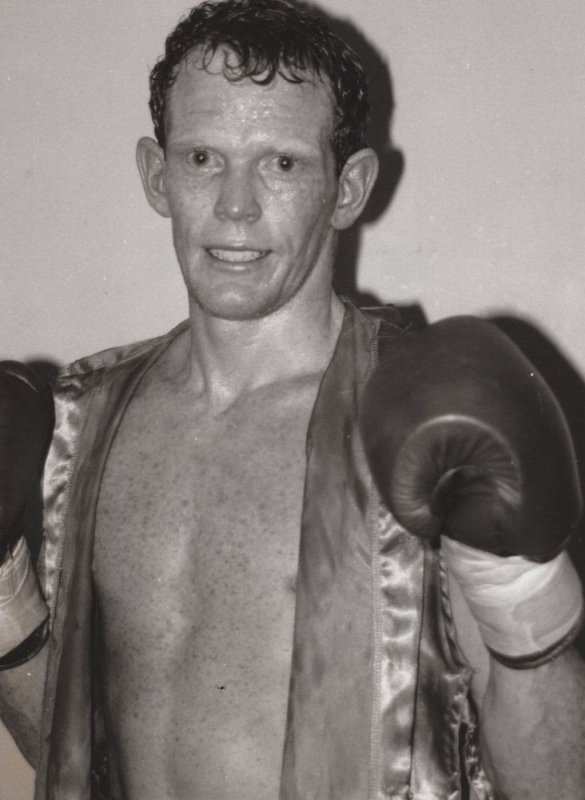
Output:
[272, 183, 336, 247]
[168, 204, 205, 266]
[296, 196, 337, 251]
[165, 166, 212, 215]
[166, 185, 209, 244]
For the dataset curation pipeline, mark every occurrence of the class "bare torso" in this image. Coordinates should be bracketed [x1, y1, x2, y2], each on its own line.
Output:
[92, 311, 491, 800]
[94, 331, 322, 800]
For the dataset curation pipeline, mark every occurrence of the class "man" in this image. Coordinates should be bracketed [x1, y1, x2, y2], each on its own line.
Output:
[0, 1, 584, 798]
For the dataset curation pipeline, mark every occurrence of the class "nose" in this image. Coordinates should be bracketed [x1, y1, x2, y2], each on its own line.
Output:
[213, 164, 262, 224]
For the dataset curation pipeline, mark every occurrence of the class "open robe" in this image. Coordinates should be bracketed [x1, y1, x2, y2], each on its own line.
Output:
[33, 301, 493, 799]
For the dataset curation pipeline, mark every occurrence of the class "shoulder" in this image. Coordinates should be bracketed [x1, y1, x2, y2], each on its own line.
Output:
[53, 320, 189, 394]
[347, 299, 404, 334]
[339, 298, 405, 362]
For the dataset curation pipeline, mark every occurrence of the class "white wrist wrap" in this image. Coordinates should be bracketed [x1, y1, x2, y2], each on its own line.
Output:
[442, 537, 584, 666]
[0, 537, 48, 657]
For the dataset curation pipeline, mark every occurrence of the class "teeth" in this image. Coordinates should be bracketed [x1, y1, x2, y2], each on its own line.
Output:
[209, 249, 267, 263]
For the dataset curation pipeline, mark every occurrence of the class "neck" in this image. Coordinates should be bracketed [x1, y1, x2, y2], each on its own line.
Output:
[183, 289, 344, 409]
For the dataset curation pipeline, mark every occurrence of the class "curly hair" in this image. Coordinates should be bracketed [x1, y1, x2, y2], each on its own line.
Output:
[148, 0, 370, 174]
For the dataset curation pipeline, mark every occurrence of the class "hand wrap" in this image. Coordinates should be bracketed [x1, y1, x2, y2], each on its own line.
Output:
[443, 537, 584, 668]
[0, 536, 48, 657]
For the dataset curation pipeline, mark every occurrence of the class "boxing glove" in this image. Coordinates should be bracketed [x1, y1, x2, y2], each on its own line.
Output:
[0, 361, 54, 561]
[0, 361, 53, 662]
[360, 316, 582, 562]
[360, 317, 584, 665]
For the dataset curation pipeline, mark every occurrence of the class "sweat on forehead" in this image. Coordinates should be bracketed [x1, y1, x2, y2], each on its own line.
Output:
[166, 47, 336, 148]
[148, 0, 371, 172]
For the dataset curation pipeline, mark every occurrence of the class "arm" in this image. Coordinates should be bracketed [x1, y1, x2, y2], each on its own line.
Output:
[451, 572, 585, 800]
[0, 538, 50, 766]
[0, 361, 54, 765]
[360, 316, 585, 799]
[0, 640, 48, 766]
[481, 648, 585, 799]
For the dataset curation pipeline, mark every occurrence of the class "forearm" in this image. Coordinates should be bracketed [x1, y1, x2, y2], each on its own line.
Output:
[0, 539, 49, 766]
[480, 647, 585, 800]
[0, 641, 48, 766]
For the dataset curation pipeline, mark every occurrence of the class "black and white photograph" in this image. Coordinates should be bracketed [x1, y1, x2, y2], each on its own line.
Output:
[1, 2, 585, 798]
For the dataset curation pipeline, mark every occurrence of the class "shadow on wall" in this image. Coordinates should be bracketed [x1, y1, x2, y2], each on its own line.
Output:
[304, 1, 405, 305]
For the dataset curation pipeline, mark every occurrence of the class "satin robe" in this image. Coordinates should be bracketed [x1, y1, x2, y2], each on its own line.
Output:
[32, 301, 493, 800]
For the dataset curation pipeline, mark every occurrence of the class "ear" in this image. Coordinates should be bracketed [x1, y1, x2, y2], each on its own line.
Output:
[331, 148, 379, 230]
[136, 137, 171, 218]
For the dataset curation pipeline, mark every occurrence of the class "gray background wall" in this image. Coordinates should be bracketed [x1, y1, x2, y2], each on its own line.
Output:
[2, 1, 584, 795]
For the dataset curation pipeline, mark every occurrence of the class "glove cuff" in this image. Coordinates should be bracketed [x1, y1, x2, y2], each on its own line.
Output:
[0, 536, 48, 657]
[442, 537, 584, 668]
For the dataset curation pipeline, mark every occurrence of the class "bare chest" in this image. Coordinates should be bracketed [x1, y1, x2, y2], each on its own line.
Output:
[93, 378, 318, 799]
[95, 387, 310, 634]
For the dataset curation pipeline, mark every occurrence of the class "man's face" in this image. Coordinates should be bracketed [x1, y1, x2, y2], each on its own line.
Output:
[152, 51, 342, 321]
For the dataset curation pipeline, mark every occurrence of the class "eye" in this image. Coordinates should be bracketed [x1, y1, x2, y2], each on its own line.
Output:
[186, 149, 223, 173]
[275, 154, 295, 172]
[261, 153, 301, 186]
[189, 149, 210, 166]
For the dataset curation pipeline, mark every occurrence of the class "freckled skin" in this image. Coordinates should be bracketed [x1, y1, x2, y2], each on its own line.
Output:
[94, 331, 323, 800]
[93, 48, 367, 799]
[158, 54, 340, 322]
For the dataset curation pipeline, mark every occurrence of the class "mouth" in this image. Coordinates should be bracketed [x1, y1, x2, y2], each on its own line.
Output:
[207, 248, 270, 264]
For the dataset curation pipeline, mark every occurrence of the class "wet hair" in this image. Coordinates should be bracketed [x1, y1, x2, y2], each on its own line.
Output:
[148, 0, 369, 173]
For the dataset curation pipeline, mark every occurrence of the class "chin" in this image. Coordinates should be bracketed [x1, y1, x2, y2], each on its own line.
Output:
[191, 290, 285, 322]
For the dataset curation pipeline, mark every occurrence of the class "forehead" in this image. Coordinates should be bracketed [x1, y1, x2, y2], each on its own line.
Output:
[165, 48, 336, 146]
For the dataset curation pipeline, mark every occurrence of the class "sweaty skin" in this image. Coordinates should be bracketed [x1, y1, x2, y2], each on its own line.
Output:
[94, 52, 360, 800]
[94, 330, 324, 800]
[4, 37, 582, 800]
[138, 50, 344, 324]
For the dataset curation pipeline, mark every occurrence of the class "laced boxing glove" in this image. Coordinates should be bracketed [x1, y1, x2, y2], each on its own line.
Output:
[0, 361, 54, 557]
[0, 361, 54, 660]
[360, 316, 584, 666]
